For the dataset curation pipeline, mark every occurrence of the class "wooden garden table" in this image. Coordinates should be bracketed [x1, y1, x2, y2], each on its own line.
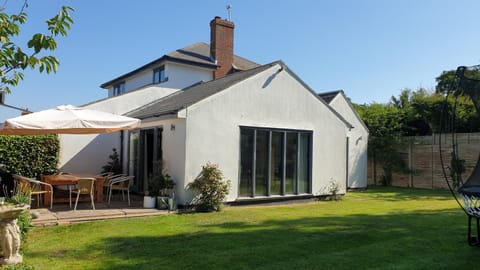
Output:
[41, 174, 104, 206]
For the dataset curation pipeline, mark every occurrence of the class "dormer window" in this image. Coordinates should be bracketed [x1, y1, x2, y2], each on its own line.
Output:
[113, 82, 125, 96]
[153, 66, 166, 84]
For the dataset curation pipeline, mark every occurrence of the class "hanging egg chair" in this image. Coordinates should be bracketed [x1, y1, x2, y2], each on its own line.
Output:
[440, 64, 480, 246]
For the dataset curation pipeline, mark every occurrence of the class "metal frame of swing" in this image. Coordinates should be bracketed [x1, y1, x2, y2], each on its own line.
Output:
[440, 65, 480, 246]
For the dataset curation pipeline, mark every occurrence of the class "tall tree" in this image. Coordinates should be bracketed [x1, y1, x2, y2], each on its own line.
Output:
[0, 1, 74, 93]
[435, 70, 457, 95]
[355, 103, 409, 185]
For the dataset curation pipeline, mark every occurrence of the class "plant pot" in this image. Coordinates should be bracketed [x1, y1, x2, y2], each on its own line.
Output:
[143, 196, 156, 208]
[168, 197, 177, 211]
[156, 196, 169, 210]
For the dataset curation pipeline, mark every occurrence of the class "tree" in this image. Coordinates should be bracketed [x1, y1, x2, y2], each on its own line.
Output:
[435, 70, 457, 95]
[101, 148, 122, 175]
[355, 103, 409, 185]
[436, 68, 480, 96]
[388, 87, 478, 135]
[0, 1, 74, 93]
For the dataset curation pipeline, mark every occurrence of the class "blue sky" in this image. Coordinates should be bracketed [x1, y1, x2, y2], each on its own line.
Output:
[1, 0, 479, 121]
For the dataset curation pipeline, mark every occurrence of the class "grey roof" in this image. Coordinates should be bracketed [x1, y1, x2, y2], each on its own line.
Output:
[318, 90, 342, 104]
[128, 61, 281, 119]
[318, 90, 369, 132]
[101, 42, 260, 88]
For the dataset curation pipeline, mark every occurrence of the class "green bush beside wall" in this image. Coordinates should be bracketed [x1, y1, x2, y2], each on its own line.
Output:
[0, 135, 59, 178]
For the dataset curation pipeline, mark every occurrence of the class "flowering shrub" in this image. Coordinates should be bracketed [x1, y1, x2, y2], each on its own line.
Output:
[187, 163, 230, 212]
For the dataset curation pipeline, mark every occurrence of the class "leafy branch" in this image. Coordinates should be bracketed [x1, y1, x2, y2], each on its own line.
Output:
[0, 2, 74, 93]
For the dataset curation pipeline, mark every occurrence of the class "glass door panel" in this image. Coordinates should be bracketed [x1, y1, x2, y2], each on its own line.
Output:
[270, 132, 283, 195]
[128, 131, 139, 190]
[255, 130, 269, 196]
[240, 129, 254, 197]
[298, 133, 311, 193]
[285, 132, 297, 194]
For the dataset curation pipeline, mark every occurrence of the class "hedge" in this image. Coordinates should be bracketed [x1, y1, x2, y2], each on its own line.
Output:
[0, 135, 59, 179]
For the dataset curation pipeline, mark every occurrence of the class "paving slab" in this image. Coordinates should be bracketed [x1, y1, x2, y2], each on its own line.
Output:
[30, 197, 171, 226]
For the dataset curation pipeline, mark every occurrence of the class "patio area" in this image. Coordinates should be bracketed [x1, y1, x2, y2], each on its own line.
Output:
[30, 194, 171, 226]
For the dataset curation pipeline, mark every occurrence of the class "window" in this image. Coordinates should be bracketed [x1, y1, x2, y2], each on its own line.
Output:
[255, 130, 269, 196]
[113, 82, 125, 96]
[153, 66, 166, 84]
[239, 127, 312, 198]
[239, 129, 254, 197]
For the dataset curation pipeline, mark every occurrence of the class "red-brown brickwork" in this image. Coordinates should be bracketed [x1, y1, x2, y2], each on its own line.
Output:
[210, 16, 234, 79]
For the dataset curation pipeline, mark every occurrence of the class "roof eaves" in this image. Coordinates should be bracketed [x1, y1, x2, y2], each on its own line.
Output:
[100, 55, 218, 89]
[165, 56, 217, 69]
[337, 91, 370, 132]
[126, 61, 280, 120]
[100, 56, 167, 88]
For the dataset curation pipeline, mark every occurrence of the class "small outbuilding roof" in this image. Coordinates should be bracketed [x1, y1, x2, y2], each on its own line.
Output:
[318, 90, 343, 104]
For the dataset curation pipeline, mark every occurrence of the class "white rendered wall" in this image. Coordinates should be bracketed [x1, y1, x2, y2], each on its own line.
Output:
[329, 94, 369, 188]
[58, 86, 178, 173]
[182, 65, 349, 203]
[107, 63, 213, 97]
[161, 63, 212, 89]
[125, 70, 152, 92]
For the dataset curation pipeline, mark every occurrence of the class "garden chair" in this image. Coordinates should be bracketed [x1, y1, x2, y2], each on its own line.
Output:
[12, 174, 53, 209]
[108, 175, 134, 206]
[95, 172, 114, 178]
[103, 174, 127, 197]
[69, 178, 96, 211]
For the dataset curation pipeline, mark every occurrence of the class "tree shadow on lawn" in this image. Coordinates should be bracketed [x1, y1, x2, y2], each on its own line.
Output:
[28, 209, 479, 270]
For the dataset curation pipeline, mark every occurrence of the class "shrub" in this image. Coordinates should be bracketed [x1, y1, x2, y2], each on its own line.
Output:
[325, 179, 341, 201]
[187, 163, 230, 212]
[17, 211, 33, 241]
[101, 148, 122, 174]
[0, 135, 59, 178]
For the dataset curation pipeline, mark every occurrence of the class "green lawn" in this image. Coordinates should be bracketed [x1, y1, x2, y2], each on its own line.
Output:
[23, 187, 479, 269]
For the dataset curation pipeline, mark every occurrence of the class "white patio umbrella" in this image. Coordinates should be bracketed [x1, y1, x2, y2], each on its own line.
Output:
[0, 105, 140, 135]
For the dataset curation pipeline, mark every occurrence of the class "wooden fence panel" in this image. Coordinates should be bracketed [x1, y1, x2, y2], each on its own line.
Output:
[368, 133, 480, 189]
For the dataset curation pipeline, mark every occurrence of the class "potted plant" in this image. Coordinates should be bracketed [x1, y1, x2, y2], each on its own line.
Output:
[143, 176, 159, 208]
[101, 148, 122, 174]
[144, 160, 176, 209]
[157, 174, 175, 210]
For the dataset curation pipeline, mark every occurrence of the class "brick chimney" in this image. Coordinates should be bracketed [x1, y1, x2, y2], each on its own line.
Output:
[210, 16, 234, 79]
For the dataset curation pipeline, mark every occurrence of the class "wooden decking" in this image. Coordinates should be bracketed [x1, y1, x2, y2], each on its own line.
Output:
[31, 195, 171, 227]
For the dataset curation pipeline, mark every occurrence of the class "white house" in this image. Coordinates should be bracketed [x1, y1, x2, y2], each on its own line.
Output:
[58, 16, 367, 205]
[126, 61, 352, 204]
[59, 16, 258, 173]
[318, 91, 369, 188]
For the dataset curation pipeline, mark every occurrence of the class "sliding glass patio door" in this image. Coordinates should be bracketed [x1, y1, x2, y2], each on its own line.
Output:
[239, 127, 312, 198]
[128, 127, 163, 193]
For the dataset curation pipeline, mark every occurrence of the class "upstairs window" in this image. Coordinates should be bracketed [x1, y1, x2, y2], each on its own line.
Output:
[113, 82, 125, 96]
[153, 66, 166, 84]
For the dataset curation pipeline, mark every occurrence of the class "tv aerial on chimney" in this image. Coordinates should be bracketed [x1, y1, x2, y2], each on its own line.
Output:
[226, 4, 232, 21]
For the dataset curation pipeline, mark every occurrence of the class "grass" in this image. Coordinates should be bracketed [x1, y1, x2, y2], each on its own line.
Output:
[23, 187, 479, 270]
